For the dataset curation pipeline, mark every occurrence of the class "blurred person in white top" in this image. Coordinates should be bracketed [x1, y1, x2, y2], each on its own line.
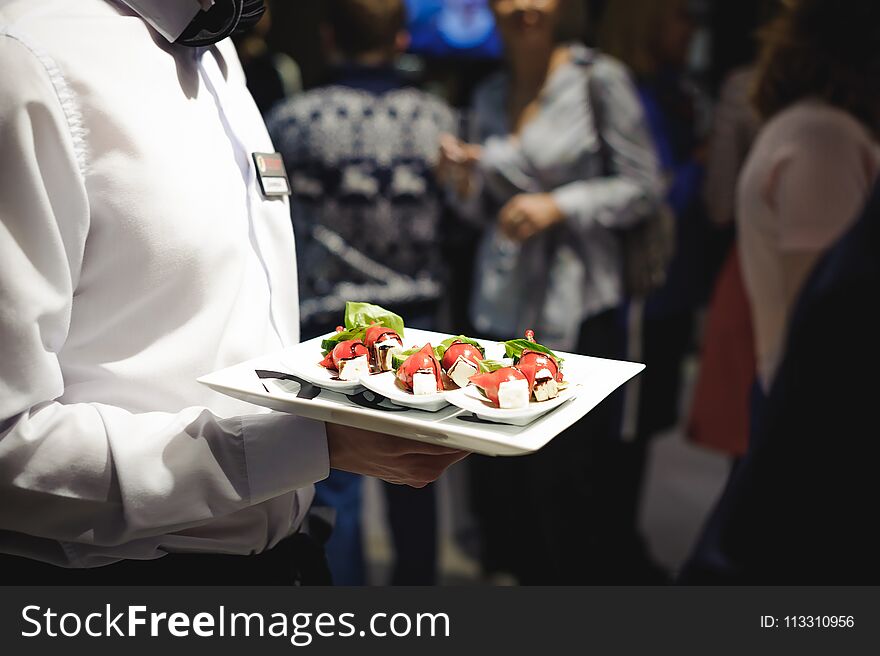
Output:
[0, 0, 466, 581]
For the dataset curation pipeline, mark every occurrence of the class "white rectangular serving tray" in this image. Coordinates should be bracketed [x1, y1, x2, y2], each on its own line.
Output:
[198, 329, 644, 457]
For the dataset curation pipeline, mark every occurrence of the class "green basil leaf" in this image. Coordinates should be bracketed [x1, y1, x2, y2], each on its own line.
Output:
[503, 339, 563, 364]
[343, 302, 405, 337]
[477, 360, 508, 373]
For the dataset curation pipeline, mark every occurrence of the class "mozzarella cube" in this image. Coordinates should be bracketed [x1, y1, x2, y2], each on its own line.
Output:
[447, 355, 479, 389]
[532, 369, 559, 402]
[497, 379, 530, 409]
[337, 355, 370, 381]
[374, 338, 403, 372]
[412, 371, 439, 395]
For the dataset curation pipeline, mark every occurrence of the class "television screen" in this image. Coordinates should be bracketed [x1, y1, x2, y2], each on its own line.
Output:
[405, 0, 503, 59]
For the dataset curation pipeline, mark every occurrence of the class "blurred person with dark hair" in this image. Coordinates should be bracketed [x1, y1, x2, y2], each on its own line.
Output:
[737, 0, 880, 395]
[267, 0, 456, 585]
[600, 0, 717, 424]
[682, 0, 880, 584]
[438, 0, 662, 584]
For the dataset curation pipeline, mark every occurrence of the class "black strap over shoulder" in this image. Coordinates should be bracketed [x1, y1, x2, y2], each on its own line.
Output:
[583, 52, 612, 177]
[176, 0, 266, 48]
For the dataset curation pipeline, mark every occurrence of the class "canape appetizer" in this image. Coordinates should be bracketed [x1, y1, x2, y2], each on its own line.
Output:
[437, 336, 485, 389]
[320, 301, 406, 356]
[505, 330, 564, 402]
[319, 339, 370, 381]
[518, 351, 563, 401]
[396, 344, 444, 395]
[468, 367, 531, 409]
[364, 324, 404, 372]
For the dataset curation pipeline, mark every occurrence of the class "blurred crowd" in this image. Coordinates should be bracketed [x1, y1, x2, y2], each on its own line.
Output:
[237, 0, 880, 585]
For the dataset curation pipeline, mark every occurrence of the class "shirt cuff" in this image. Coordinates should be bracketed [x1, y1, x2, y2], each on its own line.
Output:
[552, 183, 585, 224]
[241, 414, 329, 505]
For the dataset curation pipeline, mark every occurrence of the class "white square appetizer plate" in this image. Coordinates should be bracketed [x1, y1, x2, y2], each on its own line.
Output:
[444, 381, 580, 427]
[357, 371, 452, 412]
[279, 349, 366, 395]
[197, 328, 645, 456]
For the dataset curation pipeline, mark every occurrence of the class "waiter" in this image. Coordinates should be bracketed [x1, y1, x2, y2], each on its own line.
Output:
[0, 0, 467, 584]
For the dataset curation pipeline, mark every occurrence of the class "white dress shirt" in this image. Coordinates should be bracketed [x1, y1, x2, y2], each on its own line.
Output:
[0, 0, 330, 568]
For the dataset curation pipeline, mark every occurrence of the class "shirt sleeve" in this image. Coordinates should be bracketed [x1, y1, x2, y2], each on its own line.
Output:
[770, 119, 878, 253]
[0, 35, 329, 565]
[551, 57, 663, 232]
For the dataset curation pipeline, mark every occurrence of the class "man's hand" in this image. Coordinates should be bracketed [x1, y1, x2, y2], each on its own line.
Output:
[498, 193, 566, 242]
[437, 133, 482, 199]
[326, 424, 469, 488]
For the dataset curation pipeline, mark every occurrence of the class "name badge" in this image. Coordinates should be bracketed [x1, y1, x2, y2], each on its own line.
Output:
[252, 152, 291, 198]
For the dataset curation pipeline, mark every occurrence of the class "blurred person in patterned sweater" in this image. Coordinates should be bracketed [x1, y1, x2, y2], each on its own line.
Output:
[267, 0, 456, 586]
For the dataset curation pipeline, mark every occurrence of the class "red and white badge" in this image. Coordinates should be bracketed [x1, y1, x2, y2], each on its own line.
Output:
[252, 152, 291, 198]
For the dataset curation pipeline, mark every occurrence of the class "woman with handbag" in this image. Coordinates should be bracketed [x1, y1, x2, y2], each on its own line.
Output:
[438, 0, 662, 584]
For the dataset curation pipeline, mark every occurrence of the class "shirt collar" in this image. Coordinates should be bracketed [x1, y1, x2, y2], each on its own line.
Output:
[118, 0, 213, 43]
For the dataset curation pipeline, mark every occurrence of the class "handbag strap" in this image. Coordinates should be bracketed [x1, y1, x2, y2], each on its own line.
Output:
[583, 54, 612, 177]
